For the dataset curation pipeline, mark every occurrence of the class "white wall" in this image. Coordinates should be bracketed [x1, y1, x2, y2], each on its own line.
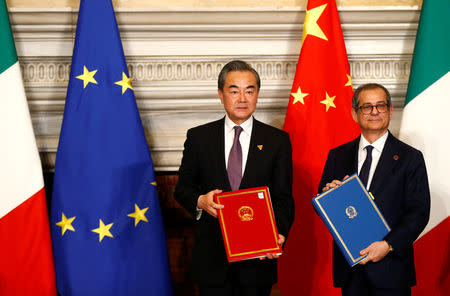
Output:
[9, 7, 419, 171]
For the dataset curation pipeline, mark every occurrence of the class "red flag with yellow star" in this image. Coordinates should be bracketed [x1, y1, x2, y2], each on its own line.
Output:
[279, 1, 360, 295]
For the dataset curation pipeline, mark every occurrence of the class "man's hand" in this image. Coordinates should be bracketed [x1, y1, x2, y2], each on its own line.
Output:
[260, 234, 285, 260]
[197, 189, 224, 218]
[322, 175, 349, 192]
[359, 240, 390, 265]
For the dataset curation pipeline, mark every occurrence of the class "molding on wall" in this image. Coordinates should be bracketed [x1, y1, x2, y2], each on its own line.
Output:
[7, 7, 419, 171]
[23, 56, 411, 111]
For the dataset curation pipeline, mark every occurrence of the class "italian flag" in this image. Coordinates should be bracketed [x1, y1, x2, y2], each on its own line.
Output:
[0, 2, 56, 294]
[398, 0, 450, 294]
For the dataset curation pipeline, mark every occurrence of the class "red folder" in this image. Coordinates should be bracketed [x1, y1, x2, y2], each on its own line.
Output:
[214, 186, 282, 262]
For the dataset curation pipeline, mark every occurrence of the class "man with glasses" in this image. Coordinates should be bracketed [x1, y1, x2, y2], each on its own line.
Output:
[318, 83, 430, 296]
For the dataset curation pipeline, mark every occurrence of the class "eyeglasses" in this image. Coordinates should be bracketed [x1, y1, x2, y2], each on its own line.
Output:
[358, 103, 389, 114]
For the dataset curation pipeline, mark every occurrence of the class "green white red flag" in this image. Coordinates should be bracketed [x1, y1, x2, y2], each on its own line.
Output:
[399, 0, 450, 294]
[0, 1, 56, 294]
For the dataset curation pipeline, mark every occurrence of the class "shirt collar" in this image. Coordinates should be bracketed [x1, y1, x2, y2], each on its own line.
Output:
[224, 115, 253, 135]
[359, 131, 389, 153]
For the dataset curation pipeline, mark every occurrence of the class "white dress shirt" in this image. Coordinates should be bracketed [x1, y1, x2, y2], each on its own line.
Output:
[196, 115, 253, 220]
[224, 115, 253, 176]
[357, 131, 388, 189]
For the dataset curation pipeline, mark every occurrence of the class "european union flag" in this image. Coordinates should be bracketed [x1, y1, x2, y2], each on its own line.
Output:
[50, 1, 173, 295]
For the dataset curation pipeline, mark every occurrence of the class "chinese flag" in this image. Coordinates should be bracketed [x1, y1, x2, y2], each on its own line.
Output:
[278, 1, 360, 295]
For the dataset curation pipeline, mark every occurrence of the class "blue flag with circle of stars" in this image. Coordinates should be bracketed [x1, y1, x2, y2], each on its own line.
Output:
[50, 1, 173, 295]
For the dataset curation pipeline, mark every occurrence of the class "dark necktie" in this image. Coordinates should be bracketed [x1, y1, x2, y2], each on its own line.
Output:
[359, 145, 374, 188]
[227, 126, 243, 191]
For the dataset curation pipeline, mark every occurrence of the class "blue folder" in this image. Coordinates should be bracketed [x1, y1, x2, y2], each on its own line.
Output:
[312, 174, 391, 266]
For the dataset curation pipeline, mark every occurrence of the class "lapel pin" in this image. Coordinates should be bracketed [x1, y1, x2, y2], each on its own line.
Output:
[393, 155, 399, 160]
[257, 145, 263, 151]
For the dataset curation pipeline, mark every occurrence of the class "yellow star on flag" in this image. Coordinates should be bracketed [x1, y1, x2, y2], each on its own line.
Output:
[91, 219, 114, 242]
[151, 181, 157, 186]
[302, 4, 328, 44]
[291, 86, 309, 105]
[55, 212, 76, 236]
[114, 72, 134, 94]
[128, 204, 149, 227]
[320, 92, 336, 112]
[76, 66, 98, 88]
[345, 74, 353, 87]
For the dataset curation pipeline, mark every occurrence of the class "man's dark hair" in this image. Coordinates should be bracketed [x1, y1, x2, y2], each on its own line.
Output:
[218, 60, 261, 91]
[352, 83, 392, 111]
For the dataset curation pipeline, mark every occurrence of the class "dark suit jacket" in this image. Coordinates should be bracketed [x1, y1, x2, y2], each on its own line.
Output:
[174, 117, 294, 286]
[318, 132, 430, 288]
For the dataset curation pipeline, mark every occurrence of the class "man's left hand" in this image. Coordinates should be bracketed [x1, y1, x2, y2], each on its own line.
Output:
[359, 240, 390, 265]
[260, 234, 285, 260]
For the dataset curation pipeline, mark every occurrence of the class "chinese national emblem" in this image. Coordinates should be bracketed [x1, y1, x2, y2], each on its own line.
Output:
[238, 206, 254, 221]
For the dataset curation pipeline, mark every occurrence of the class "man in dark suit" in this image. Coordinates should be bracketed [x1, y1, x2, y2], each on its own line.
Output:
[174, 60, 294, 296]
[319, 83, 430, 296]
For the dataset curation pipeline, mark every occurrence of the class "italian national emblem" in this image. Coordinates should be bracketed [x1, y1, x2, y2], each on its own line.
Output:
[346, 206, 357, 219]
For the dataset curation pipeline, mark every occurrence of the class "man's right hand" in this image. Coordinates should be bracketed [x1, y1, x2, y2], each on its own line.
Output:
[197, 189, 224, 218]
[322, 175, 349, 192]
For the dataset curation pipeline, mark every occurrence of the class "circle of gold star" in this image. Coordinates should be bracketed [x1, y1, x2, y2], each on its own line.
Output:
[127, 204, 149, 227]
[114, 72, 134, 94]
[302, 3, 328, 44]
[55, 212, 76, 236]
[92, 219, 114, 242]
[320, 92, 336, 112]
[76, 66, 98, 89]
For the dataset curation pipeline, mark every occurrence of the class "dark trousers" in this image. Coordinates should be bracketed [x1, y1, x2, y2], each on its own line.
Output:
[199, 284, 272, 296]
[198, 265, 272, 296]
[341, 266, 411, 296]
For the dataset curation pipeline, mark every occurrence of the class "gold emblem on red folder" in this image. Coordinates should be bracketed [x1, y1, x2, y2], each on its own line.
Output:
[238, 206, 254, 221]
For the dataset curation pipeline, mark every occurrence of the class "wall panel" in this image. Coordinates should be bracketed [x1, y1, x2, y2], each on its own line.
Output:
[7, 7, 420, 171]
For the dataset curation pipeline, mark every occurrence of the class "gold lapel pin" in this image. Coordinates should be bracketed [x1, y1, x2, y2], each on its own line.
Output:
[257, 145, 263, 151]
[393, 155, 399, 160]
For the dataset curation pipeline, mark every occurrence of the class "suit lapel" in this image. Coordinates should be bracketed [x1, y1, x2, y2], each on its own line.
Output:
[214, 117, 231, 190]
[369, 132, 398, 193]
[240, 118, 260, 189]
[339, 136, 359, 178]
[349, 136, 360, 175]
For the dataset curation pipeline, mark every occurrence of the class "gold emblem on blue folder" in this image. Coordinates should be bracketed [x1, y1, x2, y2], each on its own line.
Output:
[346, 206, 357, 219]
[238, 206, 254, 221]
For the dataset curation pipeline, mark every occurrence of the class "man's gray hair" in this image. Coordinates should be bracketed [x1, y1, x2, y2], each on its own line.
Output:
[218, 60, 261, 91]
[352, 83, 392, 111]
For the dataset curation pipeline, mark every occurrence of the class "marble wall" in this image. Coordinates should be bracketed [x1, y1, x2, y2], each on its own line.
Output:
[6, 1, 421, 171]
[7, 0, 422, 8]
